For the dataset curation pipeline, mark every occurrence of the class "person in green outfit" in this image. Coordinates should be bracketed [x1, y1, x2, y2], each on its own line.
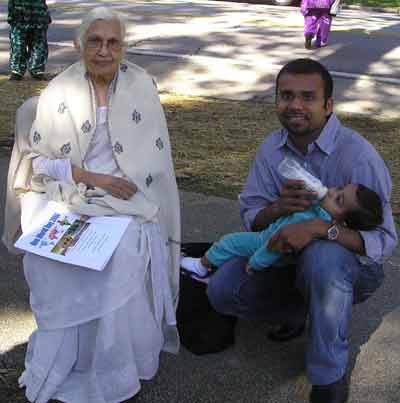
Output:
[7, 0, 51, 80]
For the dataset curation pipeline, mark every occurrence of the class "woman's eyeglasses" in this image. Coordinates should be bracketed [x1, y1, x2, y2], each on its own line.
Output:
[86, 37, 123, 51]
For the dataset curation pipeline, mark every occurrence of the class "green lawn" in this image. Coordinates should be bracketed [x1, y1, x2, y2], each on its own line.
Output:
[345, 0, 400, 7]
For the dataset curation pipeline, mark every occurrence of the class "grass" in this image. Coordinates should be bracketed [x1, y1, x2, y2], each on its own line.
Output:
[0, 75, 400, 213]
[344, 0, 400, 8]
[166, 95, 400, 212]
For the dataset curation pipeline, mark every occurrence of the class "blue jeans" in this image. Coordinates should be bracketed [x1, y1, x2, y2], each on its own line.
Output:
[207, 240, 384, 385]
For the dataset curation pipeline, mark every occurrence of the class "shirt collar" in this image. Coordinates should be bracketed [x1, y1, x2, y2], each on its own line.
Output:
[276, 129, 289, 149]
[276, 113, 340, 155]
[314, 113, 340, 155]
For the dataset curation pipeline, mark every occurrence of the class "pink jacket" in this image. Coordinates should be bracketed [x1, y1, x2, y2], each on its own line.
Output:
[301, 0, 334, 15]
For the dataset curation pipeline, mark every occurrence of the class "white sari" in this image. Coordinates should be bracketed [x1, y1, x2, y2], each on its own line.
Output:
[3, 61, 181, 403]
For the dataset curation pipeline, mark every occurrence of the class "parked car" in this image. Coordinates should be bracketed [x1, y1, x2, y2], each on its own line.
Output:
[273, 0, 300, 5]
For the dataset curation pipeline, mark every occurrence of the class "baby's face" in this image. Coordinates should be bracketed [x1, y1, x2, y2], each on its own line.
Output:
[320, 184, 359, 222]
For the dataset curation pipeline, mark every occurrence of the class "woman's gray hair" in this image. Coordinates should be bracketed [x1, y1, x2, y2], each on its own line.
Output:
[76, 6, 127, 49]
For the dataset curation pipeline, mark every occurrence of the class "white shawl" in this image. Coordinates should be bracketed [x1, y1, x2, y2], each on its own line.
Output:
[2, 60, 181, 305]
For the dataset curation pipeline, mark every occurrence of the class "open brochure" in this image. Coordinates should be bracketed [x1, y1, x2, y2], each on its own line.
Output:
[15, 201, 132, 271]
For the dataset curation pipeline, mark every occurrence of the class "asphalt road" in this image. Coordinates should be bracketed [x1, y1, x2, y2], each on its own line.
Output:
[0, 0, 400, 116]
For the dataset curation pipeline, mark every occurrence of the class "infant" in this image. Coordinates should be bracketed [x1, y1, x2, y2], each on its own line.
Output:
[181, 184, 383, 277]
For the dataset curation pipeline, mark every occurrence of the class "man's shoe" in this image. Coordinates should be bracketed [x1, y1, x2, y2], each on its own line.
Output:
[310, 374, 349, 403]
[9, 72, 23, 81]
[267, 322, 305, 342]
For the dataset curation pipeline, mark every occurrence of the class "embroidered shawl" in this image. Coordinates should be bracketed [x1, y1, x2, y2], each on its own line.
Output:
[3, 60, 181, 303]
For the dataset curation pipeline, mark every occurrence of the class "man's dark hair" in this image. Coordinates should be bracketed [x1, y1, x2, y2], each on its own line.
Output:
[345, 184, 383, 231]
[275, 58, 333, 105]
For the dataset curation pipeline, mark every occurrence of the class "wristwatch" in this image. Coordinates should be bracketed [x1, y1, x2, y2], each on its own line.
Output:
[327, 224, 339, 241]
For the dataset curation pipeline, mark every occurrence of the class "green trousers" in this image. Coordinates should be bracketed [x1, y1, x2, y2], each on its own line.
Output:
[9, 25, 49, 76]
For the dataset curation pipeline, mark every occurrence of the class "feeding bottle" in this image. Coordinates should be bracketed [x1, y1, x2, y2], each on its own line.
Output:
[278, 157, 328, 200]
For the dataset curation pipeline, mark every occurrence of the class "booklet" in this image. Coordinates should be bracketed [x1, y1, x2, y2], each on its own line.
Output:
[15, 201, 132, 271]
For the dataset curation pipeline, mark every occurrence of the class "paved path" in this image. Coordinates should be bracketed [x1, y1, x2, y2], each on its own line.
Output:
[2, 181, 400, 403]
[1, 1, 400, 402]
[0, 0, 400, 117]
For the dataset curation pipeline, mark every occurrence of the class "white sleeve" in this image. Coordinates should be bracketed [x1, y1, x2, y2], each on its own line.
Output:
[32, 156, 74, 184]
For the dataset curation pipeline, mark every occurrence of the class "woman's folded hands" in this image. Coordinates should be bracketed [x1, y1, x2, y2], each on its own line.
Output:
[72, 166, 137, 200]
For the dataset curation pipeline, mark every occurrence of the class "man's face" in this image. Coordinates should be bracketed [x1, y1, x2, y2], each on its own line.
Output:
[276, 73, 333, 137]
[83, 19, 123, 83]
[320, 184, 360, 223]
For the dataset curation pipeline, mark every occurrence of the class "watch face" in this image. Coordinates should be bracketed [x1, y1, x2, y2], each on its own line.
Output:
[328, 225, 339, 240]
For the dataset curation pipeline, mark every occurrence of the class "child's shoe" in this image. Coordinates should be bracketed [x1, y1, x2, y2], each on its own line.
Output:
[181, 257, 209, 278]
[304, 35, 313, 49]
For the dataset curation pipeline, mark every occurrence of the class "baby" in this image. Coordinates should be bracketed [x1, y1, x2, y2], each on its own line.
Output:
[181, 183, 383, 277]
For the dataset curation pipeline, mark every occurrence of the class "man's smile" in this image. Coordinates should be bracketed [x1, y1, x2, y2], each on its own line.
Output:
[285, 113, 308, 122]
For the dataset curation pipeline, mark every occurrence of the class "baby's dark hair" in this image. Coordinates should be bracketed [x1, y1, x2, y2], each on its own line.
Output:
[345, 184, 383, 231]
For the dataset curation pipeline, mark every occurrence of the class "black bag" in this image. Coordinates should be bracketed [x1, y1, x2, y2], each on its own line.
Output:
[176, 242, 238, 355]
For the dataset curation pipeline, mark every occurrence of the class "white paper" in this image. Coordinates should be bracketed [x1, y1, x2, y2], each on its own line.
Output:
[15, 201, 132, 271]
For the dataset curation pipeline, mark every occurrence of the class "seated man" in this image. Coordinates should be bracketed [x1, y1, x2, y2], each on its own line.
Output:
[206, 58, 397, 403]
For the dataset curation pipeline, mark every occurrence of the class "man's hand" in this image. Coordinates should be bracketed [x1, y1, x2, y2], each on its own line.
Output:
[275, 179, 315, 216]
[245, 264, 255, 275]
[268, 221, 317, 254]
[252, 180, 316, 231]
[73, 166, 137, 200]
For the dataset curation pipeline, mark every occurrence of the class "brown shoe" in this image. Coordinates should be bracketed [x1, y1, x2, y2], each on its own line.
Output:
[310, 374, 349, 403]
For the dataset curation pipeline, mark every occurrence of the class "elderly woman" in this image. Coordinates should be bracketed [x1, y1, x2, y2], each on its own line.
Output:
[2, 6, 180, 403]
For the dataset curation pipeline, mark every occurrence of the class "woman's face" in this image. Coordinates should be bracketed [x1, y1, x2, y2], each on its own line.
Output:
[83, 19, 123, 84]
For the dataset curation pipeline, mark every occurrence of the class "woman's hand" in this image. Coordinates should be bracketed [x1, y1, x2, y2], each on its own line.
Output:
[72, 166, 137, 200]
[93, 173, 138, 200]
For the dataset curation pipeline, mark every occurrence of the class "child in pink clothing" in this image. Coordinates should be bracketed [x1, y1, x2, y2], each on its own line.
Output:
[301, 0, 335, 49]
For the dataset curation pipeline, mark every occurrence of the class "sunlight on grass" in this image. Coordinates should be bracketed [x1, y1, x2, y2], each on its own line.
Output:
[1, 77, 399, 210]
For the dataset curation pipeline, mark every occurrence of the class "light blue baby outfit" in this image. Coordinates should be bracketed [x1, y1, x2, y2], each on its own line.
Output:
[206, 204, 331, 270]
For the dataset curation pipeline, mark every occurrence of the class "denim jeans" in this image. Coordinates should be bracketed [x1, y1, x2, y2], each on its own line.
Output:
[207, 240, 384, 385]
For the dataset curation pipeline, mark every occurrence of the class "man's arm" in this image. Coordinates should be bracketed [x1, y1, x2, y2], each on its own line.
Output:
[252, 180, 316, 231]
[267, 219, 365, 255]
[240, 142, 316, 232]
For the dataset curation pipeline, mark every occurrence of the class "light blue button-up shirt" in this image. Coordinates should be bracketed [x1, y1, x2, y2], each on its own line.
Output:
[239, 113, 398, 264]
